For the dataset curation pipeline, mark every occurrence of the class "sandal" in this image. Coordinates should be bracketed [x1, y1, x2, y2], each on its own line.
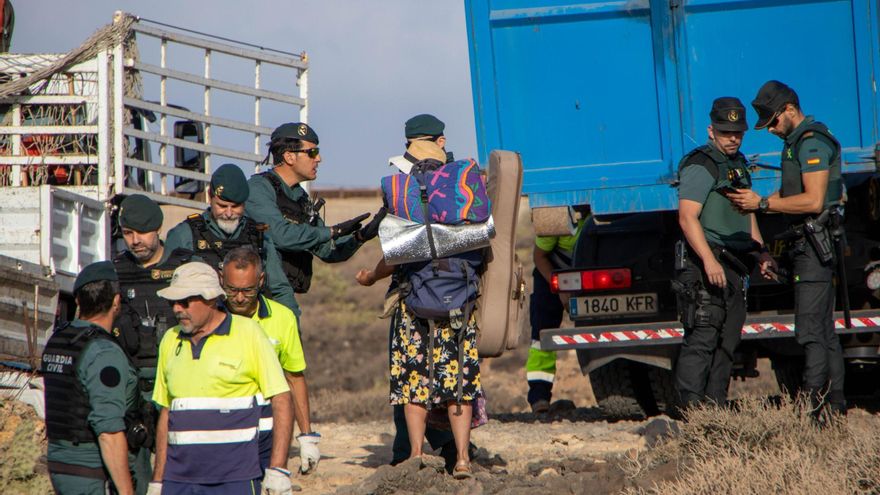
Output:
[453, 460, 473, 480]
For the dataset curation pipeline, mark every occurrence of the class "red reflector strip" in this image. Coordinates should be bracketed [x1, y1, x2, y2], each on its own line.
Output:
[548, 317, 880, 348]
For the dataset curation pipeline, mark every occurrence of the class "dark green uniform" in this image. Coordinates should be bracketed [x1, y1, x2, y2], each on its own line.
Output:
[44, 320, 151, 495]
[675, 142, 754, 406]
[163, 210, 296, 311]
[780, 116, 845, 411]
[246, 169, 362, 317]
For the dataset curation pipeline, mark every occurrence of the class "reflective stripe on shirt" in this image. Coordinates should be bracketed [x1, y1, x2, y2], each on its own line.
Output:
[168, 427, 258, 445]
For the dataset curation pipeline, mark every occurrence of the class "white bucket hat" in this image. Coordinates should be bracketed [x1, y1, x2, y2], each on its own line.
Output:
[156, 262, 225, 301]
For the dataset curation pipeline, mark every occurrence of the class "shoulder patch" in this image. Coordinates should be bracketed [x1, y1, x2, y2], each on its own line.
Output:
[807, 157, 822, 166]
[187, 213, 201, 219]
[100, 366, 121, 387]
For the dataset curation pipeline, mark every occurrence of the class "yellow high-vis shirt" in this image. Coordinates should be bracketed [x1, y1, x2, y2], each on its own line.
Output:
[252, 296, 306, 373]
[152, 312, 289, 408]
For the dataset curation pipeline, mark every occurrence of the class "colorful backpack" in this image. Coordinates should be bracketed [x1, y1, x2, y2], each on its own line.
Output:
[381, 158, 491, 225]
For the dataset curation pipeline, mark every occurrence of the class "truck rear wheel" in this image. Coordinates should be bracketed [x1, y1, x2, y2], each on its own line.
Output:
[589, 360, 657, 419]
[648, 366, 678, 416]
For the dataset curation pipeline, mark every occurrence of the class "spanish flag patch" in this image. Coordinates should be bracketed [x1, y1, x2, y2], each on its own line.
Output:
[807, 157, 821, 165]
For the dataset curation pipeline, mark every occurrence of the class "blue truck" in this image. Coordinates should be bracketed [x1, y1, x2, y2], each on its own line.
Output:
[466, 0, 880, 417]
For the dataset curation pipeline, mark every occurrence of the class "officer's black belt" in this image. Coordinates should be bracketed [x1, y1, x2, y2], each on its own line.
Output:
[48, 461, 108, 480]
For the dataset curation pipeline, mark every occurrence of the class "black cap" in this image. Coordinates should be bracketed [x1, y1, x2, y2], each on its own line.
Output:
[210, 164, 249, 204]
[118, 194, 163, 232]
[74, 261, 118, 293]
[709, 97, 748, 132]
[405, 114, 445, 138]
[752, 80, 798, 129]
[270, 122, 319, 144]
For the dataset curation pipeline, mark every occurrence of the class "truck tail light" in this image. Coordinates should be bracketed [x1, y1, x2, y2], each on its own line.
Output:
[551, 268, 632, 292]
[583, 268, 631, 290]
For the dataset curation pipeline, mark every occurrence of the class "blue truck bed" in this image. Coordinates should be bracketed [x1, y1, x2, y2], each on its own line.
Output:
[465, 0, 880, 214]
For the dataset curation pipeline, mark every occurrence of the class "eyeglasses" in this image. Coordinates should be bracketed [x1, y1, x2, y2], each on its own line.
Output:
[222, 284, 259, 298]
[290, 147, 320, 159]
[167, 295, 203, 308]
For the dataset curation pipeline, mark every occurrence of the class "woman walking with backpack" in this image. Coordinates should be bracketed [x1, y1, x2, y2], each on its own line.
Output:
[357, 138, 484, 479]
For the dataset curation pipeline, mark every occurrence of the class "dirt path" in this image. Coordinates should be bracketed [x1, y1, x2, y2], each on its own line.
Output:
[291, 413, 651, 494]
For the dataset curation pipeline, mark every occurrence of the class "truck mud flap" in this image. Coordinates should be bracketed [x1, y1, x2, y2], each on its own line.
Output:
[540, 311, 880, 352]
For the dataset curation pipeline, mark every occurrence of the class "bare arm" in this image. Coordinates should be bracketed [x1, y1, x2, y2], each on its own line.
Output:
[767, 171, 828, 214]
[286, 371, 311, 435]
[97, 431, 135, 495]
[269, 391, 294, 469]
[679, 199, 725, 288]
[356, 257, 394, 286]
[749, 213, 764, 246]
[533, 245, 555, 283]
[728, 170, 828, 214]
[151, 408, 168, 482]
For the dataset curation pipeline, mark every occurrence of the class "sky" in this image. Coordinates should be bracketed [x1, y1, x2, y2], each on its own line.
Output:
[12, 0, 478, 187]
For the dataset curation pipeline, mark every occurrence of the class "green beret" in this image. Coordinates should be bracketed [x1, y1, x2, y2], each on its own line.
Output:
[118, 194, 163, 232]
[405, 114, 445, 138]
[210, 164, 249, 204]
[74, 261, 118, 293]
[270, 122, 319, 145]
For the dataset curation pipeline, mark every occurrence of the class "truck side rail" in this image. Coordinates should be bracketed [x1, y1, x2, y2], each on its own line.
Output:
[540, 310, 880, 351]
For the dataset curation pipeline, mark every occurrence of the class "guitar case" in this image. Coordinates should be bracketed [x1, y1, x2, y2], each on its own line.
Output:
[476, 150, 528, 358]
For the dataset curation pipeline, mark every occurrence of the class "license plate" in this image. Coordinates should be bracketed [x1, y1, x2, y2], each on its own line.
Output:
[569, 293, 658, 318]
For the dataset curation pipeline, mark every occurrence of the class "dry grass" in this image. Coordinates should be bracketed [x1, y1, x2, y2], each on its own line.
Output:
[0, 399, 52, 495]
[622, 397, 880, 495]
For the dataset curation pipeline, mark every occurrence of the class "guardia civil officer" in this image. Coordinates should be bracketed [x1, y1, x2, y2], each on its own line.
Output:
[113, 194, 192, 407]
[729, 81, 846, 414]
[221, 246, 320, 477]
[163, 163, 296, 311]
[245, 122, 383, 319]
[43, 261, 151, 495]
[150, 262, 293, 494]
[675, 97, 774, 408]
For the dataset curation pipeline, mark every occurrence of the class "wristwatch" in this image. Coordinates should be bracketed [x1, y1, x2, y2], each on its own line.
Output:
[758, 196, 769, 213]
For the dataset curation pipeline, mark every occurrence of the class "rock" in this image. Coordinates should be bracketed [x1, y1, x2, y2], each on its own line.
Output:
[638, 417, 680, 447]
[538, 467, 559, 477]
[548, 399, 576, 415]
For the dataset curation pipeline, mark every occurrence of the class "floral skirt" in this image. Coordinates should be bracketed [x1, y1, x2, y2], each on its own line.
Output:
[389, 308, 482, 406]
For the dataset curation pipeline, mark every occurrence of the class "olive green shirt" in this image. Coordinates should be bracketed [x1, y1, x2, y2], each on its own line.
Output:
[678, 143, 753, 250]
[783, 116, 841, 210]
[46, 320, 139, 468]
[246, 170, 363, 262]
[163, 211, 297, 313]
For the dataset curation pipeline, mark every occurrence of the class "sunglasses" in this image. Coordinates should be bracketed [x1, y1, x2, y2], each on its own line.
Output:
[223, 284, 259, 298]
[290, 147, 320, 159]
[167, 295, 203, 308]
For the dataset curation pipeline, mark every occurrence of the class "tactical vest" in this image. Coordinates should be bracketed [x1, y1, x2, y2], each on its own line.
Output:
[42, 322, 125, 445]
[260, 172, 315, 293]
[186, 214, 265, 271]
[113, 248, 192, 370]
[780, 120, 843, 225]
[677, 144, 752, 250]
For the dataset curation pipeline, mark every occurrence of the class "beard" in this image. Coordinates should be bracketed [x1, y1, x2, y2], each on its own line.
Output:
[215, 216, 241, 234]
[175, 312, 195, 334]
[131, 244, 158, 262]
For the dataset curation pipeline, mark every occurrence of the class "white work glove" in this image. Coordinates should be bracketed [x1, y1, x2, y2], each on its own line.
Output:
[296, 432, 321, 474]
[261, 467, 293, 495]
[146, 482, 163, 495]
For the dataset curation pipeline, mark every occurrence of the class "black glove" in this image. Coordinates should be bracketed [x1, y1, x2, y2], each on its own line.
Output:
[330, 213, 369, 239]
[356, 207, 387, 242]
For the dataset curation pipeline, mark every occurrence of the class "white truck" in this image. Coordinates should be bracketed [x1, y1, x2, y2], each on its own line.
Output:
[0, 11, 308, 365]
